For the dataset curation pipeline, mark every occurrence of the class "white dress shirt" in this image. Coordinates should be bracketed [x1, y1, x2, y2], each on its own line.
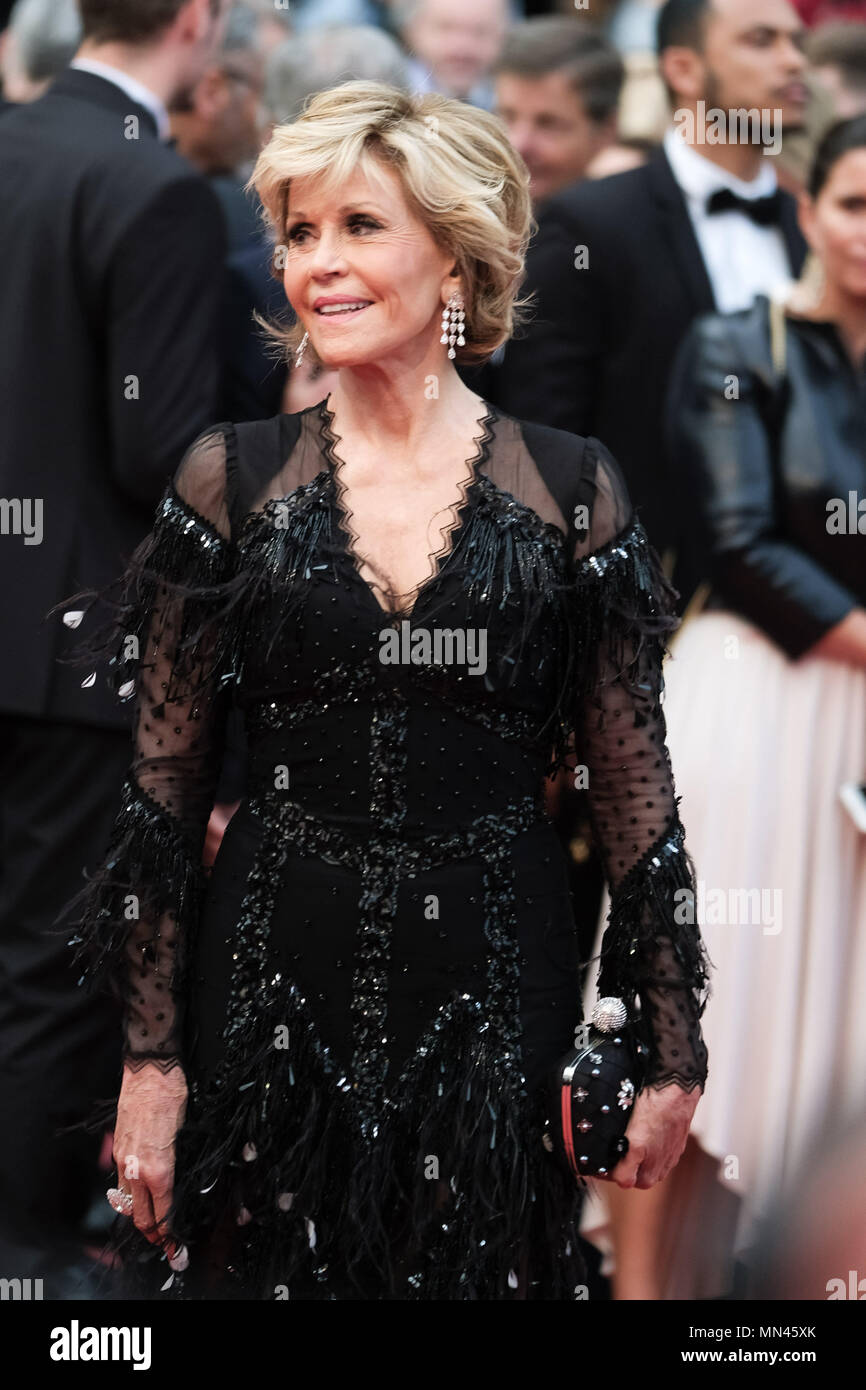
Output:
[662, 125, 794, 314]
[70, 57, 172, 143]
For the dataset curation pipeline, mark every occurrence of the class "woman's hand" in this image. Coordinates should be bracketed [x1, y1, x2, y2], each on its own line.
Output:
[600, 1083, 702, 1189]
[806, 607, 866, 670]
[112, 1061, 188, 1260]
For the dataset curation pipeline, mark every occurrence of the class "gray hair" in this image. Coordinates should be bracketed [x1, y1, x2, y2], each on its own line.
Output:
[263, 26, 410, 125]
[392, 0, 513, 34]
[7, 0, 81, 83]
[221, 1, 263, 55]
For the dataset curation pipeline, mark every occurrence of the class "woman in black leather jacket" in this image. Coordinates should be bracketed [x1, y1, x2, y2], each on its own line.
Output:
[580, 114, 866, 1301]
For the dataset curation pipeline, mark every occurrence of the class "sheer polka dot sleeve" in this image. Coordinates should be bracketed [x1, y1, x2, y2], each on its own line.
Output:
[52, 425, 247, 1073]
[572, 437, 711, 1093]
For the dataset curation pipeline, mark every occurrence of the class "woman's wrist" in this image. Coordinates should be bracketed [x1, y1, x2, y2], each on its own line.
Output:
[122, 1051, 186, 1078]
[805, 607, 866, 668]
[119, 1057, 188, 1106]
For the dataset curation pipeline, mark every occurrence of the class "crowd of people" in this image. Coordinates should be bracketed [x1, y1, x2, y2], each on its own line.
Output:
[0, 0, 863, 1303]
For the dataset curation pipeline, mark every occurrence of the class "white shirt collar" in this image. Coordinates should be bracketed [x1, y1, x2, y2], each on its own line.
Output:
[70, 57, 172, 142]
[663, 124, 777, 205]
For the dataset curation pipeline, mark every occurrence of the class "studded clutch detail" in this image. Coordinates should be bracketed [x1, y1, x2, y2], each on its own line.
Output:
[543, 997, 649, 1180]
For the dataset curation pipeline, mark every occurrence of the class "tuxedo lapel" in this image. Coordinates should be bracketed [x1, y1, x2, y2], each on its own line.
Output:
[646, 146, 717, 315]
[778, 193, 808, 277]
[648, 143, 806, 289]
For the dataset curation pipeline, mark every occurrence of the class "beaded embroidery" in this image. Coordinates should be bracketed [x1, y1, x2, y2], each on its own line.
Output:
[53, 405, 711, 1299]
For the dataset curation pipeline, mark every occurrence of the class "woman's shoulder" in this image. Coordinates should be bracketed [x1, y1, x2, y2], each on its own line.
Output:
[170, 422, 237, 540]
[171, 411, 301, 543]
[494, 404, 632, 518]
[492, 402, 620, 484]
[187, 406, 318, 476]
[486, 403, 636, 555]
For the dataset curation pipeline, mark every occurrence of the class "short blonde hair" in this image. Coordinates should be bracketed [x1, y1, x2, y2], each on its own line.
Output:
[249, 79, 536, 368]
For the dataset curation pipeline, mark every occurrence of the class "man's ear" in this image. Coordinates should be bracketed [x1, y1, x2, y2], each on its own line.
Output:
[177, 0, 217, 44]
[659, 46, 706, 107]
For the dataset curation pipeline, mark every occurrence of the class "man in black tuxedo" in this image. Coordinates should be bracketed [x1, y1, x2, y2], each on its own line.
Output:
[0, 0, 230, 1293]
[495, 0, 811, 602]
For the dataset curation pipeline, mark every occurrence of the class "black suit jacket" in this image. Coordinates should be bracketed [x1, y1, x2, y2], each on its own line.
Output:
[0, 68, 227, 730]
[492, 146, 807, 597]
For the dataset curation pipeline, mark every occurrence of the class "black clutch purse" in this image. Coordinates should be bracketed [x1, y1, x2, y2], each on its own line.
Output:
[543, 998, 649, 1180]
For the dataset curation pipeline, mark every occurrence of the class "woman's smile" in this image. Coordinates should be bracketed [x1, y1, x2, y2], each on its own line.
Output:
[313, 297, 374, 322]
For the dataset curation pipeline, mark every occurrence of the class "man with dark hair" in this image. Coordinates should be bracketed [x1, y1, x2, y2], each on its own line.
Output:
[494, 0, 810, 599]
[78, 0, 223, 44]
[0, 0, 230, 1294]
[493, 17, 625, 209]
[656, 0, 710, 65]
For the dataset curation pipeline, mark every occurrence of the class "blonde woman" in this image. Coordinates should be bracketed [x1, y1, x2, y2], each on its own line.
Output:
[54, 81, 709, 1300]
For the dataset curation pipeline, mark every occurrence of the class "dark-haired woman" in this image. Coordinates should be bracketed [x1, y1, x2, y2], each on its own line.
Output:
[580, 114, 866, 1301]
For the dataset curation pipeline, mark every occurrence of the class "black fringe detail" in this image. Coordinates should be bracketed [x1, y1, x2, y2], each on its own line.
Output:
[93, 985, 587, 1300]
[564, 515, 711, 1085]
[440, 478, 577, 774]
[221, 479, 337, 678]
[50, 776, 207, 1064]
[570, 513, 682, 724]
[46, 481, 249, 708]
[591, 812, 712, 1086]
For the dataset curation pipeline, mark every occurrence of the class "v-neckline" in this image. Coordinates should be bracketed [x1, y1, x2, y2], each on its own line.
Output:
[318, 395, 498, 622]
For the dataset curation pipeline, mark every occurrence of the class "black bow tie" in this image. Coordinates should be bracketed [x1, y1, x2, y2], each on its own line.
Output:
[706, 186, 784, 225]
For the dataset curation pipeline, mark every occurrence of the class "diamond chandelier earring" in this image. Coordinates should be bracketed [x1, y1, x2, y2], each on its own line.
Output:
[440, 292, 466, 359]
[294, 330, 309, 369]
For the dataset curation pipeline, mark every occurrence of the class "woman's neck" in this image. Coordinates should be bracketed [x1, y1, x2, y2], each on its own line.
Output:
[325, 364, 483, 458]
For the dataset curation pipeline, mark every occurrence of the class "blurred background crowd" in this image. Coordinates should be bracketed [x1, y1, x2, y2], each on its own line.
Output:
[0, 0, 864, 1304]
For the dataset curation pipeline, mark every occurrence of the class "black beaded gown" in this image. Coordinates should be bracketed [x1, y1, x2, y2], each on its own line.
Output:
[56, 396, 710, 1301]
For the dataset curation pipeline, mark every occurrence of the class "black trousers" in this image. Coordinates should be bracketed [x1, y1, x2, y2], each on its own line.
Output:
[0, 714, 130, 1291]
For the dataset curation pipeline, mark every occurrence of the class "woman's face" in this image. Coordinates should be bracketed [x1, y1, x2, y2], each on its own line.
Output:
[281, 160, 458, 371]
[801, 148, 866, 302]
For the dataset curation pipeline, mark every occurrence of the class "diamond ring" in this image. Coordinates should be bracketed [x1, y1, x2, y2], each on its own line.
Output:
[106, 1187, 134, 1215]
